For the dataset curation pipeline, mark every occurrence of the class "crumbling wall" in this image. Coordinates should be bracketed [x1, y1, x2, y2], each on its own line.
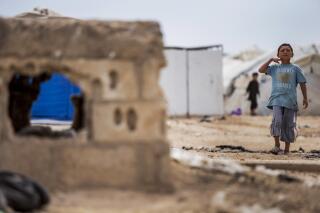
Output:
[0, 18, 171, 191]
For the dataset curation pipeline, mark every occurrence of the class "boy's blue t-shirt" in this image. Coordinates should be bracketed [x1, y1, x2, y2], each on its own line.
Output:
[266, 63, 306, 111]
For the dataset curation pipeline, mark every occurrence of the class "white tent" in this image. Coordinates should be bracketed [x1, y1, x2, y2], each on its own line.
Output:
[160, 46, 223, 117]
[224, 44, 320, 115]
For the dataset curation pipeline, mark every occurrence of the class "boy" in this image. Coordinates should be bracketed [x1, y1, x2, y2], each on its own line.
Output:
[246, 72, 260, 115]
[258, 43, 308, 154]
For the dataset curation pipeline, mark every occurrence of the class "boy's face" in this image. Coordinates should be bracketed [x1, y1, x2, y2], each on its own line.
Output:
[277, 46, 293, 60]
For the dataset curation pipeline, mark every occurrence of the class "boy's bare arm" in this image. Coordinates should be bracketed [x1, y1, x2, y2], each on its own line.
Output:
[258, 58, 281, 73]
[300, 83, 308, 109]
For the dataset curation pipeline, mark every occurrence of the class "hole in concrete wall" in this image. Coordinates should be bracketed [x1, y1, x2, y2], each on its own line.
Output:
[127, 108, 137, 131]
[8, 71, 85, 138]
[114, 108, 122, 125]
[109, 70, 118, 89]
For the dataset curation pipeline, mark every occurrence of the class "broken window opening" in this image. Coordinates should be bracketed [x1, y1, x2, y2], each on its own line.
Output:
[8, 71, 85, 138]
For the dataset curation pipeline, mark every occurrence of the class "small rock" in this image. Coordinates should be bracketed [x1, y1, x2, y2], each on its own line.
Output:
[182, 146, 193, 151]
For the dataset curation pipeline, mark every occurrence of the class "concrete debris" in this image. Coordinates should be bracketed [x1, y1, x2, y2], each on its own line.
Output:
[199, 115, 226, 123]
[199, 115, 212, 123]
[255, 166, 300, 183]
[304, 150, 320, 159]
[182, 145, 256, 153]
[0, 17, 170, 191]
[291, 147, 305, 153]
[171, 148, 250, 175]
[216, 145, 254, 153]
[255, 165, 283, 177]
[238, 204, 283, 213]
[211, 190, 284, 213]
[277, 174, 301, 183]
[182, 146, 194, 151]
[172, 148, 304, 185]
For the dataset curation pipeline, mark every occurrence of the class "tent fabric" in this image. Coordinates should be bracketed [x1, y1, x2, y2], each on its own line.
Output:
[160, 47, 223, 116]
[31, 73, 81, 121]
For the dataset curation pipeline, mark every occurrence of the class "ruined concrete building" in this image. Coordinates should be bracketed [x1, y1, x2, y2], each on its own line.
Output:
[0, 17, 171, 191]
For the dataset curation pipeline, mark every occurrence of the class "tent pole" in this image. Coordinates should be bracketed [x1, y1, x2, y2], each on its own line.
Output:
[186, 50, 190, 118]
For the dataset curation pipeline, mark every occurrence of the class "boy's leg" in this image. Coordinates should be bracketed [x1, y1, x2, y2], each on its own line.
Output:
[281, 108, 296, 153]
[271, 106, 283, 148]
[284, 142, 290, 153]
[274, 136, 280, 148]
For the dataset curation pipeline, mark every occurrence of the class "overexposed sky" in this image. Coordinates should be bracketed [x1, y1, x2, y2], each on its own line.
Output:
[1, 0, 319, 53]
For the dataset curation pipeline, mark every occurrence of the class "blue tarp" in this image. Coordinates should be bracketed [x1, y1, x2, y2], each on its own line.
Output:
[31, 73, 81, 121]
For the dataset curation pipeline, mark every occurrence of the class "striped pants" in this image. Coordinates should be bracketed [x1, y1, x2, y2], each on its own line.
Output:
[270, 106, 297, 143]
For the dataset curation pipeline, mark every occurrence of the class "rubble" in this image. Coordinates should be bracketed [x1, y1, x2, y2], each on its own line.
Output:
[0, 17, 171, 191]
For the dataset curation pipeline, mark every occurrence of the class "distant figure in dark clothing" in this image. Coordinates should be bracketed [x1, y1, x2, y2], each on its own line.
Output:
[246, 72, 260, 115]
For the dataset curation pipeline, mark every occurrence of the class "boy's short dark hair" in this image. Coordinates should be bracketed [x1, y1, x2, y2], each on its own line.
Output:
[252, 72, 258, 77]
[277, 43, 294, 55]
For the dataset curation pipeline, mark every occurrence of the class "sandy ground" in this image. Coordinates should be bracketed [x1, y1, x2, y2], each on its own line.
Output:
[168, 115, 320, 161]
[38, 116, 320, 213]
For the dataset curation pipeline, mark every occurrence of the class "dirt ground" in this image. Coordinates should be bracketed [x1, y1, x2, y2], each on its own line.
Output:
[43, 116, 320, 213]
[168, 115, 320, 161]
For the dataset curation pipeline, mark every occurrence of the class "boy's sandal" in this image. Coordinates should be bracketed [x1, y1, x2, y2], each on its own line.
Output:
[270, 146, 282, 155]
[277, 150, 290, 155]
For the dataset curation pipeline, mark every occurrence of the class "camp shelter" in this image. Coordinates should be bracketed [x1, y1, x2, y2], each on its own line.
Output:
[160, 45, 224, 117]
[31, 73, 81, 120]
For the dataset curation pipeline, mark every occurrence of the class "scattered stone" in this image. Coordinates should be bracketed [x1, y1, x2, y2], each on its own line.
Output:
[171, 148, 250, 175]
[255, 166, 301, 183]
[199, 115, 212, 123]
[216, 145, 254, 153]
[198, 146, 205, 151]
[291, 147, 305, 153]
[182, 146, 193, 151]
[304, 150, 320, 159]
[218, 115, 226, 120]
[277, 174, 301, 183]
[238, 204, 283, 213]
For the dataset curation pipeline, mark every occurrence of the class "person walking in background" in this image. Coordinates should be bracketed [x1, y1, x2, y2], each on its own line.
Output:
[246, 72, 260, 115]
[258, 43, 308, 154]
